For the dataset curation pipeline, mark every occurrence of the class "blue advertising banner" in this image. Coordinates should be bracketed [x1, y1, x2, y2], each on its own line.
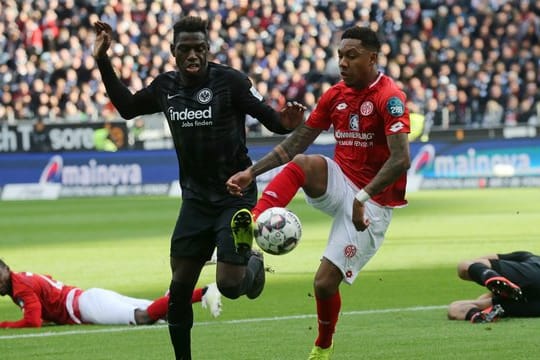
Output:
[407, 139, 540, 190]
[1, 138, 539, 199]
[0, 150, 178, 198]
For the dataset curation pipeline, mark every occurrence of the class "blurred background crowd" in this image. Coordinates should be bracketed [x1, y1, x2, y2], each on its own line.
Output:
[0, 0, 539, 139]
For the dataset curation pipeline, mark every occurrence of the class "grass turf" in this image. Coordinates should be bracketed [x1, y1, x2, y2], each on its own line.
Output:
[1, 188, 539, 359]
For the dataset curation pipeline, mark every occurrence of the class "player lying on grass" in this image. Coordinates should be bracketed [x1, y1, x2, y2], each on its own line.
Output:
[0, 259, 221, 328]
[448, 251, 540, 323]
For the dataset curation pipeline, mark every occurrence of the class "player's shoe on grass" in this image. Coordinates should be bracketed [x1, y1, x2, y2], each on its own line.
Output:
[246, 250, 265, 299]
[470, 304, 505, 323]
[201, 283, 222, 317]
[485, 276, 524, 301]
[231, 208, 254, 254]
[308, 343, 334, 360]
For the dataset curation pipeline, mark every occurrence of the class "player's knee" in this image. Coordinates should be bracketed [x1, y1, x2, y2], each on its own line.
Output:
[292, 154, 309, 167]
[457, 261, 472, 280]
[313, 277, 337, 299]
[292, 154, 324, 172]
[447, 302, 459, 320]
[217, 280, 243, 299]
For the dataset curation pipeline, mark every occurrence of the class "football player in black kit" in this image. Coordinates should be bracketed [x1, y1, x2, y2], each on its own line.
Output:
[93, 16, 305, 359]
[448, 251, 540, 323]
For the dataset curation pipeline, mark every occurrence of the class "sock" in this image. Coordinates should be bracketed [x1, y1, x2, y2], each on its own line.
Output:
[191, 287, 204, 303]
[168, 281, 195, 360]
[468, 263, 500, 286]
[147, 287, 207, 321]
[146, 295, 169, 321]
[314, 291, 341, 349]
[252, 162, 305, 220]
[465, 307, 481, 321]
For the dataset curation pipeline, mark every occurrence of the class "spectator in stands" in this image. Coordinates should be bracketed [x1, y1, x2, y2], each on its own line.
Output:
[0, 0, 538, 136]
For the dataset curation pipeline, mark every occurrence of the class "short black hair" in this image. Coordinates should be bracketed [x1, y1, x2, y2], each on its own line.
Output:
[341, 27, 381, 52]
[173, 16, 209, 44]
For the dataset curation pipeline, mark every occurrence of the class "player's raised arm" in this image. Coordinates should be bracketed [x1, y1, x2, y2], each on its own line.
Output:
[93, 21, 156, 119]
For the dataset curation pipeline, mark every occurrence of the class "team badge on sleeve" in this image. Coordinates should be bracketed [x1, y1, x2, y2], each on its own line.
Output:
[386, 97, 405, 117]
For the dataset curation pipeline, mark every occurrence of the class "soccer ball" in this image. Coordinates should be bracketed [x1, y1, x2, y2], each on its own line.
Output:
[254, 207, 302, 255]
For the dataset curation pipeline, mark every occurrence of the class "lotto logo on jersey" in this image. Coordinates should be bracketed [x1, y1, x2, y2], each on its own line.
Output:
[386, 97, 405, 117]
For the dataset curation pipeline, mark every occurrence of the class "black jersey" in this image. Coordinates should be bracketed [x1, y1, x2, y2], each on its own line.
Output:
[98, 60, 289, 203]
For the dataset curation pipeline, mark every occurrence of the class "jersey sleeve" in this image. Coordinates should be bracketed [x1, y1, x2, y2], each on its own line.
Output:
[96, 57, 160, 119]
[229, 72, 290, 135]
[375, 86, 410, 135]
[0, 287, 43, 328]
[305, 89, 334, 130]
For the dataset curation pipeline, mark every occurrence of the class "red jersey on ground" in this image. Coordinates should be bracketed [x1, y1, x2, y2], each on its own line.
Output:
[0, 271, 81, 328]
[306, 73, 410, 207]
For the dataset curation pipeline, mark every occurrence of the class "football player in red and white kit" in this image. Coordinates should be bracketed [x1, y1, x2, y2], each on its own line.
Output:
[0, 259, 221, 328]
[227, 26, 410, 359]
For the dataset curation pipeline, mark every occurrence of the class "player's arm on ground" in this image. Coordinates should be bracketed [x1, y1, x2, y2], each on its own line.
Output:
[0, 289, 43, 328]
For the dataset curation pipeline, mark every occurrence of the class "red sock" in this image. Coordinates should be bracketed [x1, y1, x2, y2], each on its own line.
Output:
[146, 287, 205, 321]
[314, 292, 341, 349]
[191, 287, 204, 303]
[146, 295, 169, 321]
[252, 162, 305, 220]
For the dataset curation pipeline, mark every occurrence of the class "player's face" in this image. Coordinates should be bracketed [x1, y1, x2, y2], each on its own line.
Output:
[0, 267, 10, 296]
[337, 38, 378, 89]
[171, 32, 209, 82]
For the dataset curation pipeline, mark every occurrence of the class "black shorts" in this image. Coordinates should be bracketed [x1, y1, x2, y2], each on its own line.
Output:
[490, 253, 540, 316]
[170, 194, 256, 265]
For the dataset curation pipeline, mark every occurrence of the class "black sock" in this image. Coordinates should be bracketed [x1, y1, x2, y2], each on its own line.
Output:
[168, 281, 194, 360]
[465, 307, 481, 321]
[468, 263, 500, 285]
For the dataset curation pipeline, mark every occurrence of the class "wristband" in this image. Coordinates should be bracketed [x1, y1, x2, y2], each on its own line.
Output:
[355, 189, 371, 204]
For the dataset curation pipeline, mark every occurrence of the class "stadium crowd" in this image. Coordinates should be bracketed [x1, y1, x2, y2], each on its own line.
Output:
[0, 0, 539, 135]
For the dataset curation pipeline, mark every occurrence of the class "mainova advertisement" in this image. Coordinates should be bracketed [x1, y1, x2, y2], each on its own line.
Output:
[1, 138, 539, 200]
[407, 138, 540, 190]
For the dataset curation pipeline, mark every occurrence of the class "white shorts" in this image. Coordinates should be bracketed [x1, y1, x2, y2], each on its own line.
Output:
[78, 288, 152, 325]
[306, 156, 393, 285]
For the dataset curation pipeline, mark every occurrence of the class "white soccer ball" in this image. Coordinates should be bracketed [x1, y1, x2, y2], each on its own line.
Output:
[254, 207, 302, 255]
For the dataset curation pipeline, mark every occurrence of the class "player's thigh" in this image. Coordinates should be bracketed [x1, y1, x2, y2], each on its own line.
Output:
[170, 200, 218, 261]
[79, 288, 149, 325]
[306, 156, 350, 217]
[491, 259, 540, 290]
[313, 173, 391, 284]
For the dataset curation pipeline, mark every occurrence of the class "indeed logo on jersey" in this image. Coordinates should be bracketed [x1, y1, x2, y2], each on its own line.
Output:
[168, 106, 212, 122]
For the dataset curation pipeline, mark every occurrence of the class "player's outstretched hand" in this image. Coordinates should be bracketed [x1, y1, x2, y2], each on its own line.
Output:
[226, 169, 253, 197]
[93, 21, 113, 58]
[352, 199, 370, 231]
[280, 101, 306, 130]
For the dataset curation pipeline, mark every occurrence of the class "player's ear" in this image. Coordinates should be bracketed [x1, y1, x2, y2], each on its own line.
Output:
[369, 52, 378, 65]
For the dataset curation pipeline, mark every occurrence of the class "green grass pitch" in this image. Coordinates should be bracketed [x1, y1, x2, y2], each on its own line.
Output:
[1, 188, 539, 359]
